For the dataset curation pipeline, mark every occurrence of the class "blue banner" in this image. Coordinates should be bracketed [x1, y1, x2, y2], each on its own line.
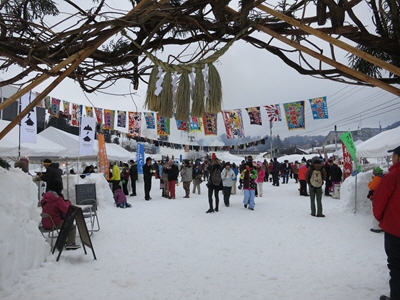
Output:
[309, 96, 329, 119]
[137, 143, 145, 174]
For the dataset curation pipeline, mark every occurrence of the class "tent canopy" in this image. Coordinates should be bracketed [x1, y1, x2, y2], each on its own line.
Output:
[0, 120, 67, 159]
[39, 126, 134, 161]
[356, 126, 400, 158]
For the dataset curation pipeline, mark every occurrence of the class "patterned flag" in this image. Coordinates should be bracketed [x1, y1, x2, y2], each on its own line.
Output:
[97, 133, 109, 180]
[50, 98, 60, 117]
[103, 109, 115, 130]
[20, 92, 37, 144]
[43, 96, 51, 110]
[264, 104, 282, 122]
[341, 142, 352, 180]
[63, 100, 70, 117]
[71, 103, 81, 127]
[144, 112, 155, 129]
[245, 106, 262, 125]
[203, 113, 217, 135]
[94, 107, 103, 124]
[340, 131, 361, 172]
[157, 114, 170, 136]
[190, 116, 203, 132]
[117, 110, 127, 127]
[175, 118, 188, 131]
[85, 106, 94, 118]
[221, 109, 245, 139]
[128, 112, 141, 137]
[309, 96, 329, 119]
[283, 101, 305, 130]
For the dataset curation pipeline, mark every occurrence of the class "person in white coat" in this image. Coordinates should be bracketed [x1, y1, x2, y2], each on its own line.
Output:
[221, 162, 235, 207]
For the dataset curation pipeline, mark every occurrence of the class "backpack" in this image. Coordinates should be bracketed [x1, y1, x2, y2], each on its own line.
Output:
[211, 168, 222, 186]
[310, 169, 323, 188]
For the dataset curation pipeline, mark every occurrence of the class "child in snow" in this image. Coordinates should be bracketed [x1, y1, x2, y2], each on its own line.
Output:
[113, 186, 132, 208]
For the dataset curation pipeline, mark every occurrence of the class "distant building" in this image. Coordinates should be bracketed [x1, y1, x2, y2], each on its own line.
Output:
[321, 127, 382, 147]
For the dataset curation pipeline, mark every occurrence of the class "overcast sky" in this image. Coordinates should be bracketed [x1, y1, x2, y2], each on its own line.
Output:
[2, 1, 399, 144]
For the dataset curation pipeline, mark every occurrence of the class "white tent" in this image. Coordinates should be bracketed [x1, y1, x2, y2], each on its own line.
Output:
[39, 126, 133, 161]
[0, 120, 67, 159]
[356, 126, 400, 158]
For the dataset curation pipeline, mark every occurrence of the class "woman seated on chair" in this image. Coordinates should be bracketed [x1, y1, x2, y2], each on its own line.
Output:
[40, 180, 80, 249]
[113, 185, 132, 208]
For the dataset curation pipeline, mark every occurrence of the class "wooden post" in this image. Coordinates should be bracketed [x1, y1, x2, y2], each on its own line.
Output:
[223, 6, 400, 97]
[256, 3, 400, 78]
[0, 0, 155, 140]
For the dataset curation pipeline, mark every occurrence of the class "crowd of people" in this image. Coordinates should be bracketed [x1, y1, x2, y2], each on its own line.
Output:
[32, 143, 400, 300]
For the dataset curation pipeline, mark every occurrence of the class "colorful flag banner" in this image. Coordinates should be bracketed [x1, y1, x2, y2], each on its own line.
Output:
[144, 112, 155, 129]
[309, 96, 329, 119]
[94, 107, 103, 124]
[79, 116, 96, 156]
[203, 113, 217, 135]
[339, 131, 362, 172]
[71, 103, 81, 127]
[97, 133, 109, 180]
[43, 96, 51, 110]
[117, 110, 126, 128]
[245, 106, 262, 125]
[264, 104, 282, 121]
[50, 98, 60, 117]
[190, 116, 203, 132]
[342, 142, 352, 180]
[20, 92, 37, 144]
[128, 112, 141, 137]
[103, 109, 115, 130]
[63, 100, 70, 117]
[157, 114, 170, 136]
[283, 101, 305, 130]
[221, 109, 245, 139]
[85, 106, 94, 118]
[176, 119, 188, 131]
[137, 143, 145, 175]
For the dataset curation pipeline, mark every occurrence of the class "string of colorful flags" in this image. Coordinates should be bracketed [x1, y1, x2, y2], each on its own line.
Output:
[36, 92, 329, 145]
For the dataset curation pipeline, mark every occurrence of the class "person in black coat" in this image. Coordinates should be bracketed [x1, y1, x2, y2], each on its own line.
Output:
[206, 159, 223, 213]
[129, 159, 138, 196]
[38, 159, 63, 191]
[272, 157, 280, 186]
[324, 159, 333, 196]
[142, 157, 155, 200]
[163, 160, 179, 199]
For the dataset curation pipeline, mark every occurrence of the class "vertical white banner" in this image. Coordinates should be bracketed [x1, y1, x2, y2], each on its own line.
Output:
[20, 92, 37, 143]
[79, 116, 96, 156]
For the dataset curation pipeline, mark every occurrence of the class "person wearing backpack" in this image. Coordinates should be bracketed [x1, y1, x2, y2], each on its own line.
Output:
[306, 157, 327, 217]
[206, 159, 223, 213]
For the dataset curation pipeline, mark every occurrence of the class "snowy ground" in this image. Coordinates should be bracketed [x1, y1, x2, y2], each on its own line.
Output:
[0, 166, 390, 300]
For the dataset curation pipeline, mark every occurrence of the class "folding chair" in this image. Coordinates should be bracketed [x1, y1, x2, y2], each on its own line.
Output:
[38, 213, 59, 249]
[78, 199, 100, 235]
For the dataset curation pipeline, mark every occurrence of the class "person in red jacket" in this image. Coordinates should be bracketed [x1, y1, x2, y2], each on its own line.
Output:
[373, 145, 400, 300]
[40, 180, 80, 249]
[298, 161, 309, 196]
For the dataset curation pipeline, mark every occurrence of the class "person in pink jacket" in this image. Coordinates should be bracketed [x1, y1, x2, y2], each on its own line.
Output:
[40, 180, 79, 249]
[113, 186, 132, 208]
[255, 162, 265, 197]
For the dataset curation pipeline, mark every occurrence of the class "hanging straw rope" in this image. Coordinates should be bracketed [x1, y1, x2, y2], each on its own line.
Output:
[123, 26, 250, 113]
[175, 71, 190, 121]
[191, 67, 205, 117]
[206, 63, 222, 113]
[145, 66, 160, 111]
[159, 71, 173, 118]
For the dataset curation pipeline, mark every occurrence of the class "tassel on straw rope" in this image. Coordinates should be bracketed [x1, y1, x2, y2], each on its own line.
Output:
[191, 67, 205, 117]
[159, 71, 173, 118]
[145, 66, 160, 111]
[175, 71, 190, 121]
[206, 63, 222, 113]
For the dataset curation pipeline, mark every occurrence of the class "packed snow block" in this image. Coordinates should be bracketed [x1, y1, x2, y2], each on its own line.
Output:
[339, 170, 378, 214]
[62, 173, 113, 206]
[0, 167, 49, 292]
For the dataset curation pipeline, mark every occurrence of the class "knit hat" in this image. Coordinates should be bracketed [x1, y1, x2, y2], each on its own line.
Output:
[312, 156, 321, 164]
[388, 145, 400, 156]
[373, 166, 383, 175]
